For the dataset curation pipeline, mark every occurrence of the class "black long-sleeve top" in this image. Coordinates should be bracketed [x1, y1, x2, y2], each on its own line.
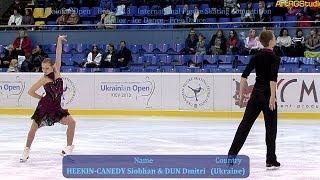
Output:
[241, 48, 280, 89]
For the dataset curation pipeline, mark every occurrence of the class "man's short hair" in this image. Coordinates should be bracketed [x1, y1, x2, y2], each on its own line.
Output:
[259, 30, 274, 47]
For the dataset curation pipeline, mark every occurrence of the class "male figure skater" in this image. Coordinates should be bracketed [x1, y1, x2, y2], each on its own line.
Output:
[228, 30, 280, 169]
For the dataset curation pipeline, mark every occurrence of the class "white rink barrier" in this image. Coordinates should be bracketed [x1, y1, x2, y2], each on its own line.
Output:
[0, 73, 319, 112]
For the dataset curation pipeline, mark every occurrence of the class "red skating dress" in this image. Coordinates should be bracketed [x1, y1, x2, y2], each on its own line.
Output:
[31, 72, 70, 127]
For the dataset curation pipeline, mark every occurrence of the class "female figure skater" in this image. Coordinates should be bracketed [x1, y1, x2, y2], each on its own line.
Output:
[228, 30, 280, 169]
[20, 35, 76, 162]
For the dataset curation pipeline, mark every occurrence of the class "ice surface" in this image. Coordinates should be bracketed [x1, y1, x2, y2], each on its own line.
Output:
[0, 116, 319, 180]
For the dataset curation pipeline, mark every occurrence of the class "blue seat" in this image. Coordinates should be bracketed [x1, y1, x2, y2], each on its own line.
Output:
[129, 44, 141, 54]
[218, 55, 233, 63]
[206, 18, 217, 28]
[72, 53, 85, 64]
[253, 3, 259, 9]
[283, 63, 300, 73]
[218, 55, 233, 70]
[281, 56, 299, 71]
[46, 21, 56, 30]
[235, 65, 247, 72]
[142, 44, 156, 53]
[62, 54, 72, 65]
[129, 65, 144, 72]
[299, 57, 315, 65]
[187, 67, 202, 73]
[286, 57, 299, 64]
[132, 55, 145, 65]
[129, 22, 142, 29]
[240, 3, 246, 9]
[299, 57, 316, 73]
[144, 66, 160, 72]
[272, 16, 284, 27]
[77, 68, 91, 72]
[75, 43, 89, 53]
[145, 55, 158, 65]
[285, 16, 297, 27]
[47, 43, 56, 53]
[231, 17, 241, 28]
[201, 67, 213, 73]
[204, 55, 218, 65]
[175, 5, 184, 14]
[172, 55, 187, 66]
[175, 66, 188, 73]
[116, 18, 128, 29]
[158, 54, 172, 65]
[218, 18, 230, 28]
[97, 44, 106, 52]
[48, 53, 55, 60]
[91, 7, 102, 17]
[190, 55, 204, 65]
[161, 65, 175, 72]
[172, 43, 184, 53]
[82, 20, 93, 29]
[238, 55, 251, 65]
[0, 45, 4, 54]
[300, 66, 316, 73]
[218, 67, 234, 72]
[61, 66, 76, 72]
[63, 43, 74, 53]
[200, 4, 210, 11]
[101, 68, 120, 72]
[157, 43, 170, 53]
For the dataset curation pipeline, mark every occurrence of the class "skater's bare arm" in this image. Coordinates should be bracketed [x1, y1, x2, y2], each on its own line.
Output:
[28, 78, 45, 99]
[54, 35, 67, 74]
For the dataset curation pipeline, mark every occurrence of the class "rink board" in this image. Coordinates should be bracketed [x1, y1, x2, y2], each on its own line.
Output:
[0, 73, 319, 118]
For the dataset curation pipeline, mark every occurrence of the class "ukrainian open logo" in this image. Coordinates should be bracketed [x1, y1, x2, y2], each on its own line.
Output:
[61, 77, 76, 107]
[0, 76, 25, 106]
[100, 76, 155, 108]
[181, 77, 210, 108]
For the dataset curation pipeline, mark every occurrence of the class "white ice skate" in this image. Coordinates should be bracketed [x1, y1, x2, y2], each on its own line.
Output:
[20, 147, 30, 163]
[60, 145, 74, 156]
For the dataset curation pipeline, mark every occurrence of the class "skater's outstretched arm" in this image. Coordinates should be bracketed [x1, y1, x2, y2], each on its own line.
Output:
[54, 35, 67, 74]
[28, 77, 45, 99]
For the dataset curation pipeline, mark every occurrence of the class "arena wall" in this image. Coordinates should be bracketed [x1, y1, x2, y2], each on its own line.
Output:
[0, 73, 319, 119]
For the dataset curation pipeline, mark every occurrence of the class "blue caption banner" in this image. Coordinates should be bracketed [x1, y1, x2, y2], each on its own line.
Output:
[63, 155, 249, 178]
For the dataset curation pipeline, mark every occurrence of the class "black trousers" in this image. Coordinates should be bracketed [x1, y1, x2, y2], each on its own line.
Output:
[228, 88, 277, 163]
